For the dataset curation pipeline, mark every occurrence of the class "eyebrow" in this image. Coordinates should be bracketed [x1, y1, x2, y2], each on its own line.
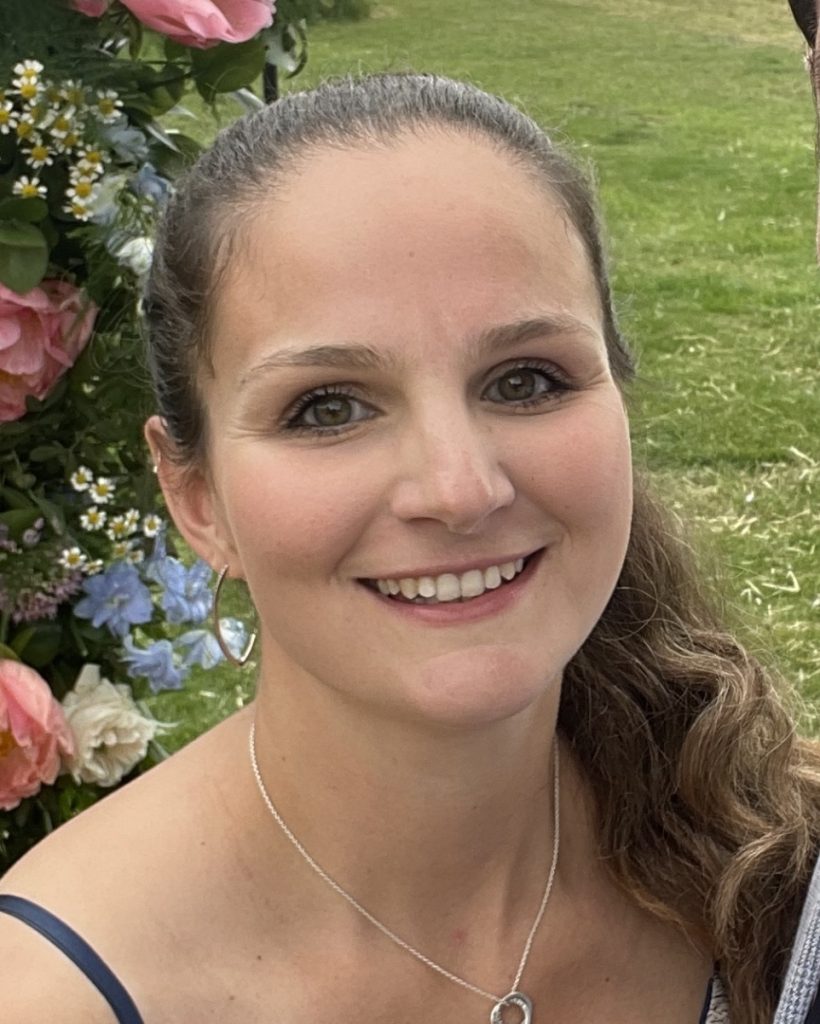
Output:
[238, 313, 600, 388]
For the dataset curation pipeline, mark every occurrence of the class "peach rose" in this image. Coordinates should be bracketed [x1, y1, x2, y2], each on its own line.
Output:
[0, 280, 97, 422]
[118, 0, 275, 48]
[0, 660, 75, 811]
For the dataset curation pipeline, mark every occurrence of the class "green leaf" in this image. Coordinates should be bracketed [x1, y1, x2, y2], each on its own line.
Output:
[0, 220, 48, 293]
[0, 643, 20, 662]
[191, 37, 266, 102]
[11, 623, 63, 668]
[0, 507, 41, 539]
[28, 445, 63, 462]
[0, 197, 48, 223]
[0, 487, 35, 511]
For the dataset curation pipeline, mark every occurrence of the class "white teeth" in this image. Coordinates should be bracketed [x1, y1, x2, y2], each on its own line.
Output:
[369, 554, 535, 604]
[434, 573, 461, 602]
[483, 565, 502, 590]
[459, 569, 485, 599]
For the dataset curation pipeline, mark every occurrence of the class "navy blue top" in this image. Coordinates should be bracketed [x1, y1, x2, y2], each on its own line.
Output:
[0, 894, 144, 1023]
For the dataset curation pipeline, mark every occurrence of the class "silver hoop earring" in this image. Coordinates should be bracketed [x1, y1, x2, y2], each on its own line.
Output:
[213, 564, 257, 667]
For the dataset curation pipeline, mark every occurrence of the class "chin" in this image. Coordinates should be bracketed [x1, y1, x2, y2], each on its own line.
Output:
[406, 646, 559, 731]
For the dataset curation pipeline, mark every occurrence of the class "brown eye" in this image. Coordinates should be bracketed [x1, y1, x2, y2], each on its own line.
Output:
[484, 363, 572, 407]
[284, 386, 375, 435]
[497, 369, 539, 401]
[310, 396, 354, 427]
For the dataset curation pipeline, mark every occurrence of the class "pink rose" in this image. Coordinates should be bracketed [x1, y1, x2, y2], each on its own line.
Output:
[0, 660, 75, 812]
[118, 0, 275, 48]
[0, 279, 97, 423]
[70, 0, 112, 15]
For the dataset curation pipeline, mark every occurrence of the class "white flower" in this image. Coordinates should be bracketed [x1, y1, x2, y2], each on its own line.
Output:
[24, 136, 54, 169]
[111, 540, 133, 560]
[70, 465, 94, 491]
[126, 548, 145, 565]
[59, 546, 87, 570]
[61, 80, 87, 108]
[80, 506, 106, 531]
[93, 89, 123, 124]
[15, 112, 36, 140]
[89, 477, 115, 504]
[74, 145, 105, 176]
[61, 664, 159, 787]
[107, 514, 134, 540]
[115, 236, 154, 277]
[0, 101, 17, 135]
[142, 513, 162, 538]
[85, 558, 104, 576]
[66, 176, 97, 203]
[14, 77, 42, 104]
[12, 175, 46, 199]
[13, 60, 44, 79]
[47, 108, 78, 140]
[64, 197, 93, 222]
[123, 508, 140, 531]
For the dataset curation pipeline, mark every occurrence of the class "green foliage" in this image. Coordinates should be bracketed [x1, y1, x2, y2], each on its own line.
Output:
[0, 220, 48, 292]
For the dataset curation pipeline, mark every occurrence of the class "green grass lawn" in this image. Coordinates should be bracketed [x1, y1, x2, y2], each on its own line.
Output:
[147, 0, 820, 747]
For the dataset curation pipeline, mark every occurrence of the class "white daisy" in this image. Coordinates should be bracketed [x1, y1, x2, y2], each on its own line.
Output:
[12, 175, 47, 199]
[142, 513, 163, 538]
[24, 136, 54, 169]
[80, 506, 107, 531]
[70, 465, 94, 491]
[93, 89, 123, 124]
[13, 60, 44, 79]
[59, 547, 87, 571]
[0, 101, 17, 135]
[89, 477, 115, 504]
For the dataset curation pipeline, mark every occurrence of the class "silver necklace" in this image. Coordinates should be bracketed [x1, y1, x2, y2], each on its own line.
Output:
[249, 720, 560, 1024]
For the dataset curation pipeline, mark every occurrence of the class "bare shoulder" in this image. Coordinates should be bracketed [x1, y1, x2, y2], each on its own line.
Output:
[0, 706, 256, 1017]
[0, 908, 116, 1023]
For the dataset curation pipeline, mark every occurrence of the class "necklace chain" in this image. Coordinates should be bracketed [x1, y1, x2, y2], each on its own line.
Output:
[248, 720, 560, 1007]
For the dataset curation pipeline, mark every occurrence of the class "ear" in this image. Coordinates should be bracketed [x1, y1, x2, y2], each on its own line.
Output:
[144, 415, 238, 573]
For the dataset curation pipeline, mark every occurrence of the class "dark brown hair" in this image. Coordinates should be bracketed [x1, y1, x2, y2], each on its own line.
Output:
[144, 73, 820, 1021]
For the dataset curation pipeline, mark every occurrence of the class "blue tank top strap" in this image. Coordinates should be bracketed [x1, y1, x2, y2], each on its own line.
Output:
[0, 893, 144, 1024]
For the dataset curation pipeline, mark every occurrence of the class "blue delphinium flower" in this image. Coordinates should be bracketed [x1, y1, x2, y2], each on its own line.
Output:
[75, 562, 153, 638]
[175, 629, 223, 670]
[130, 162, 170, 203]
[143, 527, 168, 583]
[216, 618, 250, 662]
[153, 558, 213, 624]
[101, 120, 149, 164]
[122, 636, 185, 693]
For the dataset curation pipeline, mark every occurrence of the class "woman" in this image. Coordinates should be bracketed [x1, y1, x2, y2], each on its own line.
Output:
[1, 73, 819, 1024]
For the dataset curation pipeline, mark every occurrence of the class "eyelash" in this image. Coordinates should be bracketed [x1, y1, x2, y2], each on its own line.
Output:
[281, 360, 577, 438]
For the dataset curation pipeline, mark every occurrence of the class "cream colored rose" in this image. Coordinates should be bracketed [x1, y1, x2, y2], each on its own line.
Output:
[61, 664, 159, 787]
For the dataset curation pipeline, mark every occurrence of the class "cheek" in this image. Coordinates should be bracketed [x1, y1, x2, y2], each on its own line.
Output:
[218, 445, 382, 579]
[511, 396, 632, 537]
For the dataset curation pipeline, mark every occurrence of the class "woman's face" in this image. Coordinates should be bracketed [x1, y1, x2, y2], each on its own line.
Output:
[174, 130, 633, 728]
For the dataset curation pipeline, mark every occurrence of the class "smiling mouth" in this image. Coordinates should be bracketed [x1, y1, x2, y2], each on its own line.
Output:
[358, 548, 545, 605]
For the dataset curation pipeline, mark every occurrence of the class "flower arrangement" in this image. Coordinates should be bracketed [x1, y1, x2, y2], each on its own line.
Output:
[0, 0, 324, 870]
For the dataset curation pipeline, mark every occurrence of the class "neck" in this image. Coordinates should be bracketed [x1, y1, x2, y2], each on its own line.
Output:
[246, 657, 585, 937]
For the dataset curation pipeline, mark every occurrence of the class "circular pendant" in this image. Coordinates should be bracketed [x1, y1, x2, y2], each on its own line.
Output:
[489, 991, 533, 1024]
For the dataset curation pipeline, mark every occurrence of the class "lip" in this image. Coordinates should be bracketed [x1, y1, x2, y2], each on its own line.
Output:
[356, 547, 546, 626]
[357, 546, 544, 583]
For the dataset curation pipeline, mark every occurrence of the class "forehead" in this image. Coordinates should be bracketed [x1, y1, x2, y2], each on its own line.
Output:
[210, 130, 603, 372]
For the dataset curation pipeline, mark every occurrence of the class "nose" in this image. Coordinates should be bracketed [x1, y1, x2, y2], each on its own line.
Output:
[388, 405, 516, 535]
